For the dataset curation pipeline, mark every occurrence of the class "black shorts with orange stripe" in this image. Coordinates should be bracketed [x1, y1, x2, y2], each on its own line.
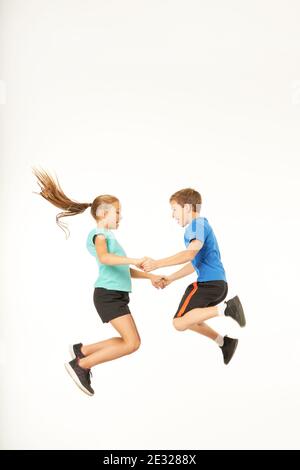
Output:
[174, 280, 228, 318]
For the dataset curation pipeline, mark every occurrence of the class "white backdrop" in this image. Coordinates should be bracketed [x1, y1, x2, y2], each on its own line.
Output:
[1, 0, 300, 450]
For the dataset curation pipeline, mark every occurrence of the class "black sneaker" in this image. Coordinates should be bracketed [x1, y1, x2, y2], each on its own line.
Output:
[224, 295, 246, 327]
[220, 336, 238, 365]
[65, 358, 94, 396]
[69, 342, 85, 360]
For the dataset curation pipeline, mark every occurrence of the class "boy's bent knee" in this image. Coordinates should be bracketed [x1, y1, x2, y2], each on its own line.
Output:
[173, 318, 186, 331]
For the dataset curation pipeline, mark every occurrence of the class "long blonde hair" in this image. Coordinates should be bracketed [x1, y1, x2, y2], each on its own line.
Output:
[33, 168, 119, 238]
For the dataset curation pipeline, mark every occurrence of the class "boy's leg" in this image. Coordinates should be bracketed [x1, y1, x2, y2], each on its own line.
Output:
[173, 306, 218, 331]
[188, 322, 219, 341]
[184, 315, 238, 365]
[174, 295, 246, 331]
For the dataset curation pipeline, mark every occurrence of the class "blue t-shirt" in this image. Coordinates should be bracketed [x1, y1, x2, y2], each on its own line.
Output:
[86, 227, 132, 292]
[184, 217, 226, 282]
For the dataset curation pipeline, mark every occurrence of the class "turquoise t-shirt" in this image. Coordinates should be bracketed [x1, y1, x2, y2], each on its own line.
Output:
[184, 217, 226, 282]
[86, 227, 132, 292]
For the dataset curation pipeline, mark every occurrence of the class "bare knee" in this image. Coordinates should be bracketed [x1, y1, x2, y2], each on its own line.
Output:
[124, 336, 141, 354]
[131, 337, 141, 352]
[173, 318, 187, 331]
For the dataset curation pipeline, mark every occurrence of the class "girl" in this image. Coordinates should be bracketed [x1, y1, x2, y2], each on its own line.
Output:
[33, 168, 163, 396]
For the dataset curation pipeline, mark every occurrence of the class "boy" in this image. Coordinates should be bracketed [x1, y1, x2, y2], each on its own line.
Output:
[142, 188, 246, 365]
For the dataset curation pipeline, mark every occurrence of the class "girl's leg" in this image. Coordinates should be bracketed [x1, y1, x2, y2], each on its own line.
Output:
[79, 313, 141, 369]
[173, 306, 219, 331]
[82, 337, 123, 356]
[188, 322, 219, 341]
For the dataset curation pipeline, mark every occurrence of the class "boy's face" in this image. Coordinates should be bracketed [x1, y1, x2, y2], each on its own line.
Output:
[170, 201, 192, 227]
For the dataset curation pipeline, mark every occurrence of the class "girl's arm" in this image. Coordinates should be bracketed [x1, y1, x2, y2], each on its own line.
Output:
[95, 235, 146, 268]
[130, 268, 166, 289]
[130, 268, 153, 279]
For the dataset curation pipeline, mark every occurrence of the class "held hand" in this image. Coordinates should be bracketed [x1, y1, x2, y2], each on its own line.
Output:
[150, 275, 172, 289]
[134, 257, 150, 269]
[142, 257, 159, 272]
[157, 276, 172, 289]
[150, 274, 164, 289]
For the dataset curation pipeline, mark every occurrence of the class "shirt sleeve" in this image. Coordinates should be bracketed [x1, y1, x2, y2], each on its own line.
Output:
[93, 232, 107, 245]
[185, 219, 205, 244]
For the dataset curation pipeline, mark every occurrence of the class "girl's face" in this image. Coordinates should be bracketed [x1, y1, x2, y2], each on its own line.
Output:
[97, 202, 121, 229]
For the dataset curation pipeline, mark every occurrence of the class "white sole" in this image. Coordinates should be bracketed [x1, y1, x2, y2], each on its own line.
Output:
[69, 344, 76, 360]
[64, 363, 93, 396]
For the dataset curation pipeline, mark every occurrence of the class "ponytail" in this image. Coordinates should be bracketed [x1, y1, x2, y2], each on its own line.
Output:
[32, 168, 91, 238]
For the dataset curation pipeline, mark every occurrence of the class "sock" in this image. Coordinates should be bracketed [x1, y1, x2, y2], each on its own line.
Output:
[218, 302, 226, 315]
[215, 335, 224, 347]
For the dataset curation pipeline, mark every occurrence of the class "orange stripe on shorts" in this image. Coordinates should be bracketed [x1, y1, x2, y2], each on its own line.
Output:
[177, 281, 198, 317]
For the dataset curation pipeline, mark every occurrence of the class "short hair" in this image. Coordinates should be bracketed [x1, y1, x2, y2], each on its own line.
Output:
[169, 188, 202, 212]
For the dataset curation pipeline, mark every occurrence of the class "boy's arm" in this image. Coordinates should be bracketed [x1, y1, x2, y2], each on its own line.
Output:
[168, 262, 195, 282]
[95, 235, 146, 268]
[142, 240, 203, 272]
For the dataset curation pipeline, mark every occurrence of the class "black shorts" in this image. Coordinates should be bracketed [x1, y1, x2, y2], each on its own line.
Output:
[174, 280, 228, 318]
[93, 288, 131, 323]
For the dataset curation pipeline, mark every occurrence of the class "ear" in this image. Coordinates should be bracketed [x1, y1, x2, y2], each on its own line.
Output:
[96, 207, 106, 219]
[184, 203, 193, 213]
